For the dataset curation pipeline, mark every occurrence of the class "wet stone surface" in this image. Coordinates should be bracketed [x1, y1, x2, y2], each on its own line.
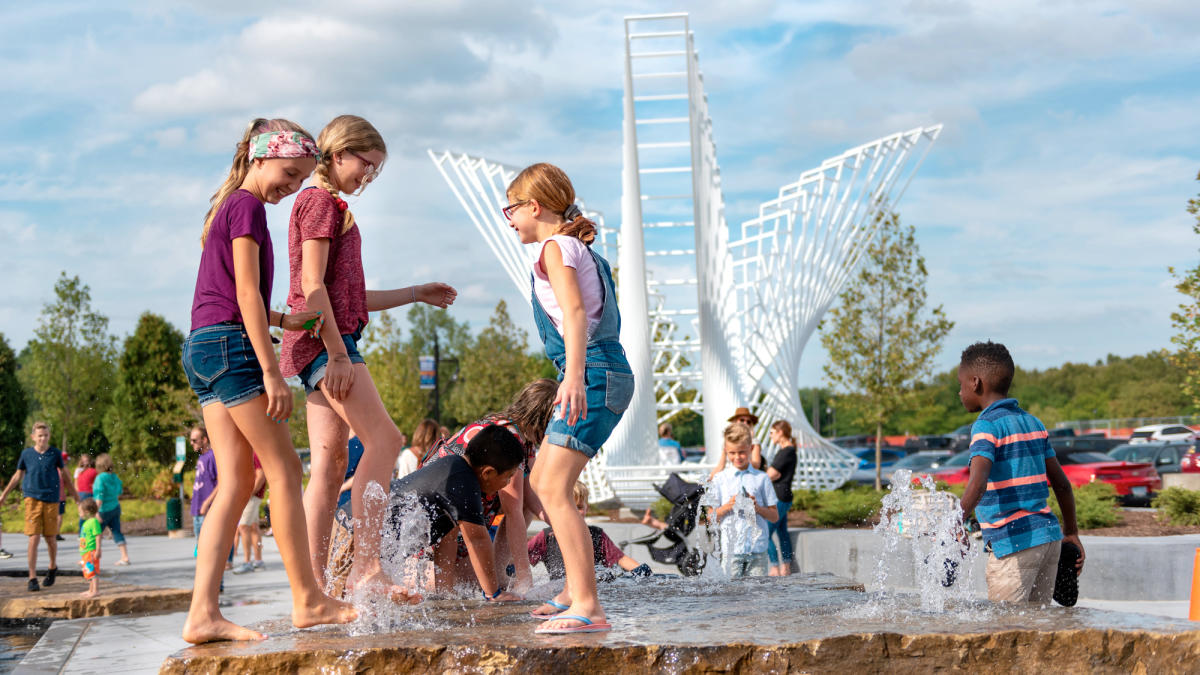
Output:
[160, 573, 1200, 674]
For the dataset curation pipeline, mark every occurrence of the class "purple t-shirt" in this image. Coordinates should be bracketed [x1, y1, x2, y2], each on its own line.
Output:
[191, 450, 218, 516]
[190, 190, 273, 331]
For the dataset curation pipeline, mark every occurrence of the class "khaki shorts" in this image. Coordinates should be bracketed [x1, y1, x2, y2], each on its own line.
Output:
[239, 496, 262, 527]
[24, 498, 58, 537]
[986, 540, 1061, 603]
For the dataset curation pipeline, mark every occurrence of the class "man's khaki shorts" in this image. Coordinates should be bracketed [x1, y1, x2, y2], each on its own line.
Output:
[239, 496, 262, 527]
[986, 540, 1061, 603]
[24, 497, 58, 537]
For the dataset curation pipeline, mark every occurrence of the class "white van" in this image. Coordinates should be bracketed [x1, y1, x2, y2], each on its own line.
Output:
[1130, 424, 1197, 444]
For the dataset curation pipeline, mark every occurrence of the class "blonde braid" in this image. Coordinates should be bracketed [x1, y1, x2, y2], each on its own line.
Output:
[312, 166, 356, 234]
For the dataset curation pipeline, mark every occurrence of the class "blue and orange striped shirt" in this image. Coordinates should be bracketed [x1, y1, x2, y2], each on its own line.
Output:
[969, 398, 1062, 558]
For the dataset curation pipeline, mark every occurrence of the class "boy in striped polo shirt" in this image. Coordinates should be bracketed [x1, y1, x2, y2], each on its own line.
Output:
[957, 341, 1085, 603]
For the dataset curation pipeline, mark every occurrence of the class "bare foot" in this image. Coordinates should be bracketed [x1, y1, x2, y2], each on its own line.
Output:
[640, 510, 653, 525]
[293, 595, 359, 629]
[79, 589, 97, 598]
[349, 570, 422, 605]
[182, 615, 267, 644]
[768, 567, 780, 577]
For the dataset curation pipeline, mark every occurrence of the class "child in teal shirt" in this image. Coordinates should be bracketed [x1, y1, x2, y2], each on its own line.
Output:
[78, 498, 101, 598]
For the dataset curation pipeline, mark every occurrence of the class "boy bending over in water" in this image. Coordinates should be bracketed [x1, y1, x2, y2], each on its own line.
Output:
[327, 425, 523, 602]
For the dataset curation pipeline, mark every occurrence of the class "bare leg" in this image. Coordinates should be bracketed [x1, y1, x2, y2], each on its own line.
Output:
[45, 535, 57, 571]
[432, 527, 459, 593]
[251, 525, 263, 563]
[302, 392, 349, 585]
[182, 403, 265, 644]
[318, 364, 412, 600]
[26, 535, 39, 580]
[240, 525, 254, 562]
[530, 443, 602, 629]
[226, 397, 358, 629]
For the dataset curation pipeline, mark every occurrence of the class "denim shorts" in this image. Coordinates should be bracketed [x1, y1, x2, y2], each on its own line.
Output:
[297, 330, 366, 395]
[544, 360, 634, 459]
[182, 323, 266, 408]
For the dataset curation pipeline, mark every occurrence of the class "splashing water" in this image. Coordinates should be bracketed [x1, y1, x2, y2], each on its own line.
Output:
[871, 469, 980, 613]
[694, 475, 765, 581]
[346, 482, 438, 635]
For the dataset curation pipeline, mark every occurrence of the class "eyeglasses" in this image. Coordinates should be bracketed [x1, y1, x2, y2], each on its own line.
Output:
[349, 151, 379, 184]
[736, 417, 755, 424]
[502, 200, 529, 221]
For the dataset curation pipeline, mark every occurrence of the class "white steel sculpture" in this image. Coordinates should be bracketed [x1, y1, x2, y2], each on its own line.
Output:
[430, 13, 942, 506]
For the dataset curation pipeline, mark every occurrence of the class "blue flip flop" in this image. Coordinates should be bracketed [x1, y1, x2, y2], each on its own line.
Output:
[530, 599, 569, 620]
[534, 614, 612, 634]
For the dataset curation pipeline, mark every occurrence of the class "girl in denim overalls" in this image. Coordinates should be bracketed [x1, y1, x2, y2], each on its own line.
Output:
[504, 163, 634, 634]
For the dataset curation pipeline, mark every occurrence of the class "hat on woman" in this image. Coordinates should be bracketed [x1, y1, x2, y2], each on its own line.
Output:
[727, 407, 759, 425]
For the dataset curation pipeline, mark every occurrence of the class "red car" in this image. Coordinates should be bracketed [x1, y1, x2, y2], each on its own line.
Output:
[920, 450, 1161, 504]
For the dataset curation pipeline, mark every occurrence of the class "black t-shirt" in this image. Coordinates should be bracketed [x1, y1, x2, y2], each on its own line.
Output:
[770, 445, 797, 503]
[338, 454, 484, 548]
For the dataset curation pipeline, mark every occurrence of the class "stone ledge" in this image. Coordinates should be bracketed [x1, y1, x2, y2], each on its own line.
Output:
[0, 577, 191, 620]
[160, 627, 1200, 674]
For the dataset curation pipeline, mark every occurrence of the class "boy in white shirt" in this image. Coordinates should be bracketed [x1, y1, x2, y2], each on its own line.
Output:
[707, 422, 778, 577]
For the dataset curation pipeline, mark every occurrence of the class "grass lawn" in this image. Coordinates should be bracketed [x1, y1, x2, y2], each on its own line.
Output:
[2, 495, 164, 534]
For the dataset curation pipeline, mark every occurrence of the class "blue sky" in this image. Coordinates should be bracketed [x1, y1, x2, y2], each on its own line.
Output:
[2, 1, 1198, 389]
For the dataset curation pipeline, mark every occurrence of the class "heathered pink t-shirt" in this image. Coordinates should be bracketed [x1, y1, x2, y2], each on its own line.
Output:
[533, 235, 603, 336]
[279, 188, 368, 378]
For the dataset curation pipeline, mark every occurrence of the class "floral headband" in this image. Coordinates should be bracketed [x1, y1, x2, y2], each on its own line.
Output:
[248, 131, 320, 162]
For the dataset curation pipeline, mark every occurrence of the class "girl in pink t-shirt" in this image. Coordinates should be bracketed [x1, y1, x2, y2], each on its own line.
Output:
[286, 115, 456, 600]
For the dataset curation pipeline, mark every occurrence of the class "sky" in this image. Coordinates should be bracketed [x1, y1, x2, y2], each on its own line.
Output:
[2, 1, 1198, 389]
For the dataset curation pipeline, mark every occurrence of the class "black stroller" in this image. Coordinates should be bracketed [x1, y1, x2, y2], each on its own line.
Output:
[619, 473, 707, 576]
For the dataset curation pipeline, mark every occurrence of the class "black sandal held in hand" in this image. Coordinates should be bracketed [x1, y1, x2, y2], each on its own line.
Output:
[1053, 540, 1080, 606]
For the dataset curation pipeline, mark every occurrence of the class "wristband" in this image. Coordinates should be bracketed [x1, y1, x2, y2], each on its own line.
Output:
[411, 286, 416, 303]
[482, 588, 502, 601]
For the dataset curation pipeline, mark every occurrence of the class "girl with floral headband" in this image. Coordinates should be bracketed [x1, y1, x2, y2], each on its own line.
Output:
[280, 114, 456, 600]
[505, 163, 635, 634]
[181, 117, 357, 643]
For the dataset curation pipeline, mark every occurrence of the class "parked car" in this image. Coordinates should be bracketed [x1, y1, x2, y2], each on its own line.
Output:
[1050, 437, 1125, 454]
[851, 450, 953, 486]
[903, 435, 955, 451]
[1055, 451, 1160, 505]
[922, 449, 1160, 505]
[1108, 442, 1190, 476]
[920, 450, 973, 485]
[1130, 424, 1197, 444]
[849, 446, 907, 470]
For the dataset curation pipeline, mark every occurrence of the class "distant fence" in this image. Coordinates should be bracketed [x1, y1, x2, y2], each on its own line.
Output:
[1055, 416, 1200, 437]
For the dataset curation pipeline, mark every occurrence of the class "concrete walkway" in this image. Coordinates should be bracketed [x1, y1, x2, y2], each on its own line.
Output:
[7, 522, 1198, 673]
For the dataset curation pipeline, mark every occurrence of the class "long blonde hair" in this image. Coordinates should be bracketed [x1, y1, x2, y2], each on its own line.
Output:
[506, 163, 596, 245]
[202, 118, 313, 247]
[313, 115, 387, 234]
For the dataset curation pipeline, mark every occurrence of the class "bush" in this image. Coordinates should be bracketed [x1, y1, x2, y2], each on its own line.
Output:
[812, 488, 883, 527]
[115, 459, 172, 499]
[1049, 481, 1121, 530]
[1153, 487, 1200, 526]
[651, 496, 672, 522]
[792, 489, 821, 512]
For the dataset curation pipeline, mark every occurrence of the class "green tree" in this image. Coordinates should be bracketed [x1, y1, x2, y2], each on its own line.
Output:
[19, 273, 116, 455]
[362, 311, 429, 438]
[1170, 170, 1200, 411]
[103, 312, 190, 463]
[0, 333, 29, 472]
[447, 300, 546, 423]
[403, 304, 470, 428]
[820, 212, 954, 490]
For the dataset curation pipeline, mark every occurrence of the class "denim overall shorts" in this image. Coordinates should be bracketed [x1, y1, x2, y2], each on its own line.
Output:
[532, 247, 635, 458]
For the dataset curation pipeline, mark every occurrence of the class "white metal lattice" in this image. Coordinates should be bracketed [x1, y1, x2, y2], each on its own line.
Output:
[428, 13, 942, 503]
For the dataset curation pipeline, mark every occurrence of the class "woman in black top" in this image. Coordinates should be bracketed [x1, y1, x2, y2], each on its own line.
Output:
[766, 420, 797, 576]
